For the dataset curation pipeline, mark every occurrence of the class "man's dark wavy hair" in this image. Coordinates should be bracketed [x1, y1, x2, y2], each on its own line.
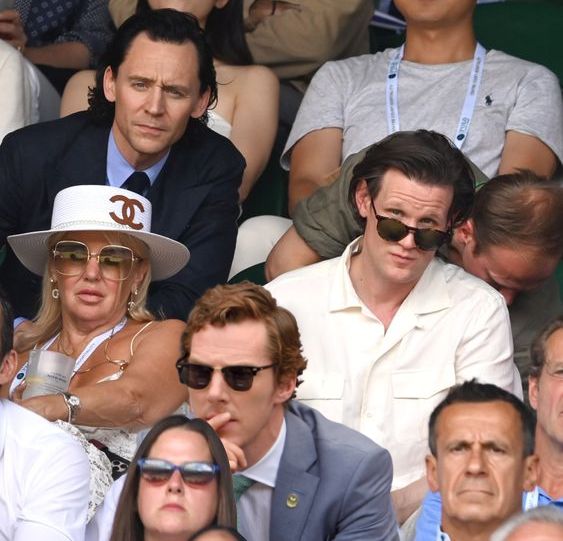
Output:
[349, 130, 475, 231]
[88, 8, 218, 125]
[136, 0, 253, 66]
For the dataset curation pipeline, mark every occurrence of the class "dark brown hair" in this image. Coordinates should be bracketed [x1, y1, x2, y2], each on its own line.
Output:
[428, 379, 535, 458]
[349, 130, 475, 230]
[136, 0, 253, 65]
[109, 415, 236, 541]
[89, 9, 217, 124]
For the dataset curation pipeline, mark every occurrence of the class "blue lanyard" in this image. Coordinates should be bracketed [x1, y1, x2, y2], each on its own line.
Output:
[386, 43, 487, 149]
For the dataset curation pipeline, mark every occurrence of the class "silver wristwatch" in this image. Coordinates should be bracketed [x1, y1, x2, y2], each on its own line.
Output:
[61, 392, 81, 424]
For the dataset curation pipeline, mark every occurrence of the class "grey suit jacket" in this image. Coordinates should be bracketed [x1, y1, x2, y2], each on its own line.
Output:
[270, 402, 399, 541]
[85, 402, 398, 541]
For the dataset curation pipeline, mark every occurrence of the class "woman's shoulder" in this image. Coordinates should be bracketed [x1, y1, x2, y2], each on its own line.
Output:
[113, 319, 185, 357]
[110, 319, 184, 347]
[130, 318, 185, 338]
[217, 63, 278, 90]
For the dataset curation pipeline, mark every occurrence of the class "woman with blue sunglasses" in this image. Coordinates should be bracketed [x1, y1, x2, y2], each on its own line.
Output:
[110, 415, 237, 541]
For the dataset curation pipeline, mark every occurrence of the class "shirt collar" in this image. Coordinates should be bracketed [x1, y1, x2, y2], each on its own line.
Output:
[106, 130, 169, 187]
[328, 237, 452, 317]
[237, 419, 286, 488]
[436, 527, 451, 541]
[537, 486, 563, 506]
[328, 237, 365, 312]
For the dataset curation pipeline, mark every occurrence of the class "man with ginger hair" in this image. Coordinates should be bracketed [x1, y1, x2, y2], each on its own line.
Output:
[88, 282, 398, 541]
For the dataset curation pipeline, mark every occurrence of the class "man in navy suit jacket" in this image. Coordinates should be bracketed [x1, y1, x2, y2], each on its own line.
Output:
[0, 9, 244, 321]
[87, 282, 399, 541]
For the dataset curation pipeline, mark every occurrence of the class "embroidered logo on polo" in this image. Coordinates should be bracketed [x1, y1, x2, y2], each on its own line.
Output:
[109, 195, 145, 230]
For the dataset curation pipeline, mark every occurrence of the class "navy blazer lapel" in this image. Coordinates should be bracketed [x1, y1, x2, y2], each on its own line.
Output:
[147, 134, 204, 235]
[270, 409, 320, 541]
[49, 120, 109, 202]
[147, 119, 231, 240]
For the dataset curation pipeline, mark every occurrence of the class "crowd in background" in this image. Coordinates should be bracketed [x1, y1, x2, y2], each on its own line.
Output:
[0, 0, 562, 540]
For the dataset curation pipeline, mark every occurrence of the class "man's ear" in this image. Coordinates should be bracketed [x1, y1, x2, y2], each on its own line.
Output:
[275, 375, 296, 405]
[425, 454, 440, 492]
[354, 179, 372, 220]
[0, 350, 18, 387]
[456, 219, 476, 248]
[103, 66, 117, 103]
[528, 376, 539, 411]
[191, 88, 212, 119]
[522, 453, 539, 493]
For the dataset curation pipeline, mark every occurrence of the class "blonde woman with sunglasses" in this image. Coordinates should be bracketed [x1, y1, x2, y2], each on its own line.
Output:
[2, 184, 191, 472]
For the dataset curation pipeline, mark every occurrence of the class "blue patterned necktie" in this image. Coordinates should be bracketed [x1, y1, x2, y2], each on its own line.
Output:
[233, 474, 256, 502]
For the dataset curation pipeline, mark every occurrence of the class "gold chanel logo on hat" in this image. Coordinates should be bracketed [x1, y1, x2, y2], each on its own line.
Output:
[109, 195, 145, 230]
[286, 493, 299, 508]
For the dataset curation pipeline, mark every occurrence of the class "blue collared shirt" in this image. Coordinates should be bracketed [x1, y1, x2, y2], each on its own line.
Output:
[418, 488, 563, 541]
[105, 130, 169, 188]
[435, 528, 450, 541]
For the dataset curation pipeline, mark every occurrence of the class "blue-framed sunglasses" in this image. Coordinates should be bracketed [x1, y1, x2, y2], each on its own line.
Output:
[138, 458, 219, 485]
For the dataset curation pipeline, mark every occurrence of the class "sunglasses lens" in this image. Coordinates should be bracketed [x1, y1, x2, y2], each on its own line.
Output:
[185, 364, 213, 390]
[376, 217, 409, 242]
[223, 367, 255, 391]
[52, 242, 135, 280]
[414, 229, 448, 251]
[139, 459, 174, 483]
[139, 459, 217, 485]
[376, 215, 448, 251]
[53, 241, 89, 276]
[98, 246, 134, 281]
[180, 463, 217, 485]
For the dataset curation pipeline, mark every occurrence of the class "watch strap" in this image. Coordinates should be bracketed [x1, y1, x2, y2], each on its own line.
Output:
[60, 392, 81, 424]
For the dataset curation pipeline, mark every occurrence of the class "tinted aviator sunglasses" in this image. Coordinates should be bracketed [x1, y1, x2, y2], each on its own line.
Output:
[176, 357, 275, 392]
[51, 240, 141, 281]
[371, 202, 450, 251]
[138, 458, 219, 485]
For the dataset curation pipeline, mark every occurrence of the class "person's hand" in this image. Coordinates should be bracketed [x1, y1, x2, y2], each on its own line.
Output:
[207, 412, 248, 472]
[246, 0, 301, 31]
[9, 379, 26, 402]
[0, 9, 27, 52]
[12, 388, 67, 422]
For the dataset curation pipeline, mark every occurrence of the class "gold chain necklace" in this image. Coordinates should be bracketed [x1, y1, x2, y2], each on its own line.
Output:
[73, 325, 129, 375]
[56, 335, 74, 357]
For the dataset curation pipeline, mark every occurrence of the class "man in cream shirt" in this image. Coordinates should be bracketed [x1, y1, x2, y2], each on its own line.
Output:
[266, 130, 520, 523]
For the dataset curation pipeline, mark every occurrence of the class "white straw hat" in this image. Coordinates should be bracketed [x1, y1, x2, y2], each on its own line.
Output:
[7, 185, 190, 281]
